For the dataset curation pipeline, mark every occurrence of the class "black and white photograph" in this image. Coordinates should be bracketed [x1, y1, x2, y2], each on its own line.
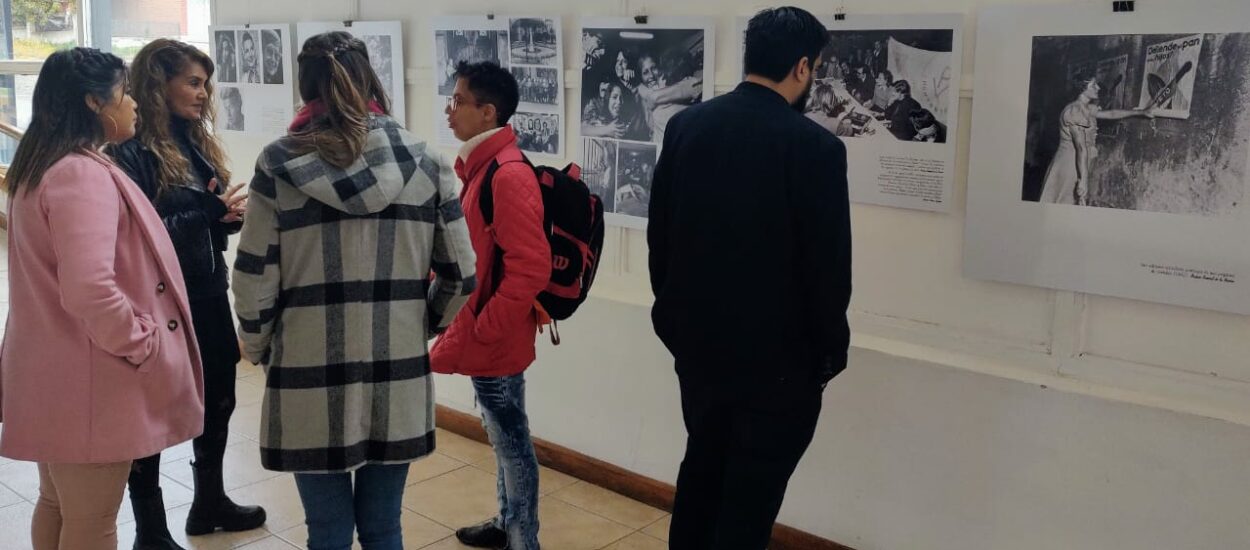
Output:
[614, 141, 658, 218]
[1022, 32, 1250, 215]
[363, 35, 395, 98]
[804, 29, 954, 143]
[512, 67, 559, 106]
[510, 18, 558, 66]
[436, 30, 509, 96]
[514, 112, 560, 155]
[214, 30, 237, 83]
[238, 30, 261, 84]
[580, 27, 706, 144]
[583, 138, 617, 213]
[220, 86, 244, 131]
[261, 29, 284, 85]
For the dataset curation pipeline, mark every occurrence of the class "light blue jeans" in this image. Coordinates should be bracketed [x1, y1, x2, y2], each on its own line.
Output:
[293, 463, 411, 550]
[473, 374, 540, 550]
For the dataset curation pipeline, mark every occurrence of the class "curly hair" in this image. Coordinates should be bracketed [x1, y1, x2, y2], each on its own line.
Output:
[126, 38, 231, 192]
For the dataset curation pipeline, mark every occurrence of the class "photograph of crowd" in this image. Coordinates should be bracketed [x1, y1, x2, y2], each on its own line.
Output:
[580, 27, 706, 145]
[514, 112, 560, 155]
[512, 67, 559, 106]
[803, 29, 954, 143]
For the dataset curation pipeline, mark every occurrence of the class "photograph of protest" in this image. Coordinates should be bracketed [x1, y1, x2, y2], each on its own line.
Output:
[804, 29, 954, 143]
[514, 112, 560, 155]
[583, 138, 618, 213]
[214, 30, 238, 83]
[261, 29, 284, 85]
[436, 29, 509, 96]
[580, 27, 706, 145]
[363, 35, 395, 97]
[1021, 32, 1250, 216]
[512, 67, 559, 106]
[510, 18, 558, 66]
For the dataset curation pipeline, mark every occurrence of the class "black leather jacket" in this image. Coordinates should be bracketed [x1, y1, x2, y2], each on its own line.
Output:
[108, 129, 241, 300]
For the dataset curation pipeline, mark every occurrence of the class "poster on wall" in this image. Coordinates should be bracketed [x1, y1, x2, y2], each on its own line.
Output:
[736, 14, 963, 213]
[965, 3, 1250, 314]
[432, 16, 564, 157]
[209, 24, 295, 136]
[579, 17, 715, 229]
[296, 21, 407, 126]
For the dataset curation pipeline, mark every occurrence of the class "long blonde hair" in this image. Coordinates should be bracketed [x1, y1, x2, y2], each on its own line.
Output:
[128, 39, 232, 190]
[290, 32, 390, 167]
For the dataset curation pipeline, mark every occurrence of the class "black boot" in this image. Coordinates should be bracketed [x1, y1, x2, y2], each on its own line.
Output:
[130, 488, 186, 550]
[184, 461, 267, 535]
[455, 518, 509, 549]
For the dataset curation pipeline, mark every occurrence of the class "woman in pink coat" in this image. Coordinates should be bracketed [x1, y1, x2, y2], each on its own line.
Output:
[0, 48, 205, 550]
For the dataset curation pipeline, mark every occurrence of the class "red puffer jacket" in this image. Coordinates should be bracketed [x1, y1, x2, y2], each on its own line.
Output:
[431, 126, 551, 377]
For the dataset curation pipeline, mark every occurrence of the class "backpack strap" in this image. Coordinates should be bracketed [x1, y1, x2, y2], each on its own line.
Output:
[478, 148, 531, 227]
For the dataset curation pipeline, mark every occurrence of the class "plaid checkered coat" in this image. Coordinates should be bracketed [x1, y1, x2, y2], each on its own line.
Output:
[232, 115, 476, 473]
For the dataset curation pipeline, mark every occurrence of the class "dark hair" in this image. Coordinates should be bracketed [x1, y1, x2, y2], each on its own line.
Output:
[453, 60, 519, 126]
[241, 32, 255, 47]
[909, 108, 937, 128]
[6, 48, 126, 196]
[117, 39, 230, 194]
[743, 7, 829, 82]
[893, 80, 912, 98]
[660, 50, 696, 84]
[292, 31, 390, 168]
[879, 69, 894, 84]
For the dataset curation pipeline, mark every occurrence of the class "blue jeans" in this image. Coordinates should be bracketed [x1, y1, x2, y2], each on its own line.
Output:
[473, 374, 540, 550]
[293, 463, 411, 550]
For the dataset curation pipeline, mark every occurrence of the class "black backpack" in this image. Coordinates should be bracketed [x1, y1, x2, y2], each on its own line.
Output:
[480, 149, 605, 340]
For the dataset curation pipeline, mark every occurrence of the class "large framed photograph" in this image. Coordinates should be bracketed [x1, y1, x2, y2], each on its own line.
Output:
[432, 16, 565, 157]
[966, 3, 1250, 314]
[579, 17, 715, 229]
[297, 21, 407, 126]
[737, 14, 963, 213]
[209, 24, 296, 136]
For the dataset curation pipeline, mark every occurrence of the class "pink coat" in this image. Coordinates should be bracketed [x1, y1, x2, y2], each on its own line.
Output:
[0, 152, 205, 463]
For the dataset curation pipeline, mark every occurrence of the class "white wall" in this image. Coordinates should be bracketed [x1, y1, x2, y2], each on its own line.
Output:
[213, 0, 1250, 547]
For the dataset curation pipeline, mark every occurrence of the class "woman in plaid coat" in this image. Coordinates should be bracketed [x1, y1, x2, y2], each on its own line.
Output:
[232, 32, 476, 549]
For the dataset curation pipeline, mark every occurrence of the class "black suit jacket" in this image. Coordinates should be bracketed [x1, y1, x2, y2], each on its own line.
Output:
[648, 82, 852, 386]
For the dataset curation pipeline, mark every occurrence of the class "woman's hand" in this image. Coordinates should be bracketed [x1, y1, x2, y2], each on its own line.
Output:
[209, 178, 248, 223]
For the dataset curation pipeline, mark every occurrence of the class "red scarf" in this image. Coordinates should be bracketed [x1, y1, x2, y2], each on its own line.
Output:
[288, 99, 387, 132]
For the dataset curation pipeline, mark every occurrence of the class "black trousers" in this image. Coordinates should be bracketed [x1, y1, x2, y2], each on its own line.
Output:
[130, 296, 241, 495]
[669, 371, 824, 550]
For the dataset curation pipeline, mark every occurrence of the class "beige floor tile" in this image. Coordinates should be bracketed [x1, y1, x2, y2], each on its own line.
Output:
[0, 461, 40, 501]
[470, 455, 581, 496]
[227, 475, 306, 534]
[165, 444, 283, 492]
[641, 515, 670, 542]
[0, 502, 35, 550]
[229, 402, 265, 443]
[402, 467, 499, 529]
[236, 535, 300, 549]
[160, 433, 250, 466]
[235, 376, 267, 407]
[115, 473, 197, 526]
[277, 508, 452, 549]
[417, 535, 476, 549]
[536, 497, 633, 550]
[434, 429, 495, 464]
[407, 453, 467, 485]
[0, 479, 24, 509]
[603, 532, 668, 550]
[237, 360, 264, 380]
[117, 503, 269, 549]
[549, 482, 667, 530]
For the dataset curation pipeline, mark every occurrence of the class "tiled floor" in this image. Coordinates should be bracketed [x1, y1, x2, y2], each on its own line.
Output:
[0, 360, 672, 549]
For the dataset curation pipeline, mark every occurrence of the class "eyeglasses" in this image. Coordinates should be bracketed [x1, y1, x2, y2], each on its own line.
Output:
[446, 95, 482, 112]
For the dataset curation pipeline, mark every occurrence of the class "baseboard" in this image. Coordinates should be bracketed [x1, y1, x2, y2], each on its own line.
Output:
[435, 404, 855, 550]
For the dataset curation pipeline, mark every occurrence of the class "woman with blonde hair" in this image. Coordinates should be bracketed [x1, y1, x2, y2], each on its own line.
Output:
[108, 39, 264, 549]
[1, 47, 204, 550]
[233, 31, 476, 549]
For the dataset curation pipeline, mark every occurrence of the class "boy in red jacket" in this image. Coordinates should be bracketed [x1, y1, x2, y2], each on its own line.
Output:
[430, 61, 551, 550]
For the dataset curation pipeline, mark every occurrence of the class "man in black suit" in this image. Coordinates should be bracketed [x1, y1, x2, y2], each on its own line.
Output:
[885, 80, 924, 141]
[648, 6, 852, 549]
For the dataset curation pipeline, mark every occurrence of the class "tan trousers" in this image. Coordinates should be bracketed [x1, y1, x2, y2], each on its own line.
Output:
[32, 461, 131, 550]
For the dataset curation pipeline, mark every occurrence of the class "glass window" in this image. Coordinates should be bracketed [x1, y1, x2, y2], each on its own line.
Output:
[11, 0, 83, 61]
[110, 0, 209, 60]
